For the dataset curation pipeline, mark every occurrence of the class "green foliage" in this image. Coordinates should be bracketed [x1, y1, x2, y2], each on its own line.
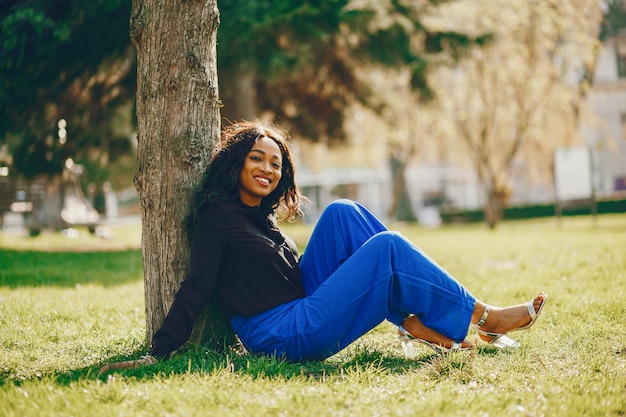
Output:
[0, 0, 135, 181]
[600, 0, 626, 40]
[218, 0, 486, 142]
[1, 0, 486, 184]
[218, 0, 352, 73]
[1, 214, 625, 415]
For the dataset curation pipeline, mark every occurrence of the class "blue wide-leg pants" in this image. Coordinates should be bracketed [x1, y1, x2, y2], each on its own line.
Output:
[231, 199, 476, 361]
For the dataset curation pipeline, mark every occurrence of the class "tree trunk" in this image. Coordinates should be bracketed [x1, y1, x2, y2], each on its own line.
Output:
[219, 66, 257, 122]
[130, 0, 233, 351]
[483, 180, 510, 229]
[387, 154, 417, 222]
[387, 137, 418, 223]
[483, 192, 500, 229]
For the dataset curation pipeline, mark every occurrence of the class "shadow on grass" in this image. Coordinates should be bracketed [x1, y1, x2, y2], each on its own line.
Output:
[0, 248, 142, 287]
[1, 343, 440, 388]
[0, 340, 517, 388]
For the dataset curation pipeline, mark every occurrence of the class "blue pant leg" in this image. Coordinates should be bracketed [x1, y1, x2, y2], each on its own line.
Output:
[299, 199, 388, 295]
[232, 232, 475, 361]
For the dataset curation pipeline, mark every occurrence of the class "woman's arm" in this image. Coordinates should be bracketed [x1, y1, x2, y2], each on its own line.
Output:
[98, 355, 157, 375]
[150, 210, 226, 358]
[99, 207, 226, 374]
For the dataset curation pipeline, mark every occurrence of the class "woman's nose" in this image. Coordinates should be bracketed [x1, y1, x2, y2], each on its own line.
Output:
[260, 162, 271, 172]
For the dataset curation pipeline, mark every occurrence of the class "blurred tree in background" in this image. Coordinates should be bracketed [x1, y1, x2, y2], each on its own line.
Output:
[1, 1, 610, 226]
[218, 0, 487, 144]
[1, 0, 482, 189]
[218, 0, 489, 221]
[600, 0, 626, 41]
[0, 0, 136, 187]
[432, 0, 602, 227]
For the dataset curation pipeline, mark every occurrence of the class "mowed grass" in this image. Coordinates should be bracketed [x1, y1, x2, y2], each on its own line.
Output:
[0, 214, 625, 416]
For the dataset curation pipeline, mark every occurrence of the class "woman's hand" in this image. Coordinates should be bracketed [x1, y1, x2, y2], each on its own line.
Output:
[98, 355, 158, 376]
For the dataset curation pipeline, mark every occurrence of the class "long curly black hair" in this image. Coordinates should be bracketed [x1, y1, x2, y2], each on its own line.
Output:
[186, 120, 302, 235]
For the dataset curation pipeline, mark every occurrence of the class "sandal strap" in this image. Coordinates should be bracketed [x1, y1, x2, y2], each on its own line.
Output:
[474, 305, 490, 329]
[526, 300, 537, 321]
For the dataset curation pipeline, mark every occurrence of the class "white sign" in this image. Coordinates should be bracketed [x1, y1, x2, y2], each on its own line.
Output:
[554, 147, 593, 201]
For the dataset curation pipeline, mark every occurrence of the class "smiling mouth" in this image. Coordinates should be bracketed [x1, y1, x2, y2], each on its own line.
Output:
[255, 176, 271, 186]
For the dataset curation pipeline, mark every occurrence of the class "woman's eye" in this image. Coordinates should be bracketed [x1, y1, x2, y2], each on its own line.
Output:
[250, 155, 261, 161]
[272, 163, 281, 169]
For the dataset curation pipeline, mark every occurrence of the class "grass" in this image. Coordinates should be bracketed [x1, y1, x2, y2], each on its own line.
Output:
[0, 214, 625, 416]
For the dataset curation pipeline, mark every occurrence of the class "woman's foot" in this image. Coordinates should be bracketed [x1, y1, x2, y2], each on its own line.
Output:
[474, 292, 548, 344]
[400, 315, 474, 351]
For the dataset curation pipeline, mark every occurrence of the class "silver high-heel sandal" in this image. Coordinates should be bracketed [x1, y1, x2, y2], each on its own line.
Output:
[398, 325, 474, 358]
[475, 293, 548, 349]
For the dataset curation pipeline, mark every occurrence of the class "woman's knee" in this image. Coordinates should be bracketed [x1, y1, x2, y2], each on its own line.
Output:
[367, 231, 413, 251]
[320, 199, 359, 218]
[369, 230, 398, 245]
[369, 230, 403, 242]
[327, 199, 358, 211]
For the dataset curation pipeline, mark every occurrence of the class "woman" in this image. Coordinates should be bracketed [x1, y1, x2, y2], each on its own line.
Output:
[100, 121, 547, 372]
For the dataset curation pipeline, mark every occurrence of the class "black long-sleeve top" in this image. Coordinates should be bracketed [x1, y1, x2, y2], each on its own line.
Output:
[150, 198, 306, 358]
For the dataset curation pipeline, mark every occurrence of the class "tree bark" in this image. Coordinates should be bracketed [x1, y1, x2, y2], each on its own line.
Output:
[130, 0, 232, 350]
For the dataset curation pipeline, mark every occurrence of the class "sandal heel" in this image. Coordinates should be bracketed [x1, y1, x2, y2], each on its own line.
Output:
[398, 326, 473, 356]
[399, 335, 417, 359]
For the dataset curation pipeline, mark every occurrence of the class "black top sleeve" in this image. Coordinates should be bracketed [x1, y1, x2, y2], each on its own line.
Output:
[149, 205, 225, 359]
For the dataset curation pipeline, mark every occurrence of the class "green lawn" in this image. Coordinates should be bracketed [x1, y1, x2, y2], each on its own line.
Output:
[0, 214, 625, 416]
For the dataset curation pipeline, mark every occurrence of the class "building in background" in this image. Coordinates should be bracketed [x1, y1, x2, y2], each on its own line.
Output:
[580, 30, 626, 196]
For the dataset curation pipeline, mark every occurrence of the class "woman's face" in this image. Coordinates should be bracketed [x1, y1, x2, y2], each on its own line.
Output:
[238, 136, 283, 207]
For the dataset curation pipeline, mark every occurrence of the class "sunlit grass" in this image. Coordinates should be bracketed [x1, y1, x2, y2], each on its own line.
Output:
[0, 213, 625, 416]
[0, 221, 142, 252]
